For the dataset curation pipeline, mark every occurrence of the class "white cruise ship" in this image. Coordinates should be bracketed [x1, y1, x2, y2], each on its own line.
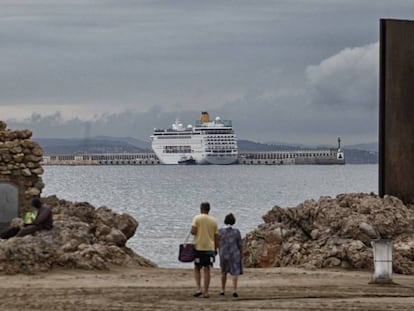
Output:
[151, 112, 238, 165]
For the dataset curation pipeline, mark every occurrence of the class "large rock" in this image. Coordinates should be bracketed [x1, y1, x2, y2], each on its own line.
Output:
[0, 195, 156, 274]
[244, 193, 414, 274]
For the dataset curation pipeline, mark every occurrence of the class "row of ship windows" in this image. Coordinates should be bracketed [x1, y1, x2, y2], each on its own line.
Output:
[202, 131, 234, 134]
[207, 142, 236, 146]
[161, 145, 238, 154]
[206, 139, 234, 142]
[206, 135, 235, 138]
[154, 131, 197, 135]
[156, 136, 192, 139]
[206, 146, 237, 150]
[164, 150, 191, 153]
[206, 150, 236, 153]
[163, 146, 191, 153]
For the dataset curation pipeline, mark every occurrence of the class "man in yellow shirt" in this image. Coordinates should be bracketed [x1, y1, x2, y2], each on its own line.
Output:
[191, 202, 218, 298]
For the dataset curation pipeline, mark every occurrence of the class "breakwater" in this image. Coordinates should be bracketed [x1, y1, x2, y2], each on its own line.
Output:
[42, 149, 345, 165]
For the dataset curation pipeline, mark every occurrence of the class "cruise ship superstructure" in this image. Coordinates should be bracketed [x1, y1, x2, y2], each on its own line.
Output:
[151, 112, 238, 165]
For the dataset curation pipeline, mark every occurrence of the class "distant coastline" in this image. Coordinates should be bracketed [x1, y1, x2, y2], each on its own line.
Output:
[36, 137, 378, 164]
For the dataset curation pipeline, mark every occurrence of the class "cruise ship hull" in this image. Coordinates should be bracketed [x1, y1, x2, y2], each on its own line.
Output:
[204, 154, 238, 165]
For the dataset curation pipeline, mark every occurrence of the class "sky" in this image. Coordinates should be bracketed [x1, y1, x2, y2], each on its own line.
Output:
[1, 1, 413, 145]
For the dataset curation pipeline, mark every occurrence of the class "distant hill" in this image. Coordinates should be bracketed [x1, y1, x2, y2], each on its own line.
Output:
[36, 137, 151, 155]
[264, 140, 379, 153]
[344, 142, 378, 152]
[238, 140, 299, 151]
[36, 137, 378, 164]
[341, 149, 378, 164]
[92, 136, 151, 150]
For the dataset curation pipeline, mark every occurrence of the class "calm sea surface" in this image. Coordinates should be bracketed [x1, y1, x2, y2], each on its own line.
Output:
[42, 164, 377, 267]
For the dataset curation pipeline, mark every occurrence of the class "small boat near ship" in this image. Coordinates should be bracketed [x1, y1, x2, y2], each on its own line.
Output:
[178, 156, 196, 165]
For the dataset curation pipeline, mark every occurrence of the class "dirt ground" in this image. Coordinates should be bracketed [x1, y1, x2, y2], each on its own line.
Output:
[1, 266, 414, 311]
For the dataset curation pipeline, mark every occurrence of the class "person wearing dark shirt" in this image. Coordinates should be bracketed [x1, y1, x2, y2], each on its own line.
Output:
[16, 198, 53, 237]
[218, 213, 243, 298]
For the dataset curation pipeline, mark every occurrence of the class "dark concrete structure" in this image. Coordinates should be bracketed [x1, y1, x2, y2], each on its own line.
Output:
[379, 19, 414, 204]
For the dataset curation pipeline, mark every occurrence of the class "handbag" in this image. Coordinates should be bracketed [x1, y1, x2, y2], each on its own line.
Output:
[178, 232, 195, 263]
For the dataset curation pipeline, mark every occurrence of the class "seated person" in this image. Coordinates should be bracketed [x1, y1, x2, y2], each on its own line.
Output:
[17, 198, 53, 237]
[0, 198, 53, 239]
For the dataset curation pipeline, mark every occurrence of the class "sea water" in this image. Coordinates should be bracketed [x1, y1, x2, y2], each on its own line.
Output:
[42, 164, 377, 267]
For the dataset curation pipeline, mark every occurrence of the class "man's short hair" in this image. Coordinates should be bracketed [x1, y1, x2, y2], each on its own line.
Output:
[224, 213, 236, 225]
[31, 198, 42, 209]
[200, 202, 210, 213]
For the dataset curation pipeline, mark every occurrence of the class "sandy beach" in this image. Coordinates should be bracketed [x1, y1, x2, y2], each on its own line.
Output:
[1, 266, 414, 311]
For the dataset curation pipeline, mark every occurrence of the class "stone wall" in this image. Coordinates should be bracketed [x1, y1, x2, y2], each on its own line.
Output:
[0, 120, 44, 216]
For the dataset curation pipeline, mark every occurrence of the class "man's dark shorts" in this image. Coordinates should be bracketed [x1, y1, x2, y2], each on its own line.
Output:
[194, 250, 215, 268]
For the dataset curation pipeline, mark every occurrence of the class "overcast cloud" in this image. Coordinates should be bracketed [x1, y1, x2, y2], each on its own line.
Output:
[1, 1, 414, 144]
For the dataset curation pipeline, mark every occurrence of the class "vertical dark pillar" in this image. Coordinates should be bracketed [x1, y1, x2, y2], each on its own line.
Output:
[379, 19, 414, 204]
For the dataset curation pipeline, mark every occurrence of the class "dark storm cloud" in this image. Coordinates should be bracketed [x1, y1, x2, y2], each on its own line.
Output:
[1, 1, 414, 144]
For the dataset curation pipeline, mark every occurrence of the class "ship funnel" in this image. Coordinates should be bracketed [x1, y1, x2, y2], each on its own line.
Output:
[200, 111, 210, 123]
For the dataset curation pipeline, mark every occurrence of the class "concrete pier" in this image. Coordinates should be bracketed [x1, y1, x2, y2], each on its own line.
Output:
[42, 153, 160, 165]
[239, 149, 344, 165]
[42, 149, 344, 166]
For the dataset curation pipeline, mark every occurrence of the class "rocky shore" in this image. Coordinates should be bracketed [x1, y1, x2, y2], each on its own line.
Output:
[2, 120, 414, 278]
[0, 195, 156, 274]
[243, 192, 414, 274]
